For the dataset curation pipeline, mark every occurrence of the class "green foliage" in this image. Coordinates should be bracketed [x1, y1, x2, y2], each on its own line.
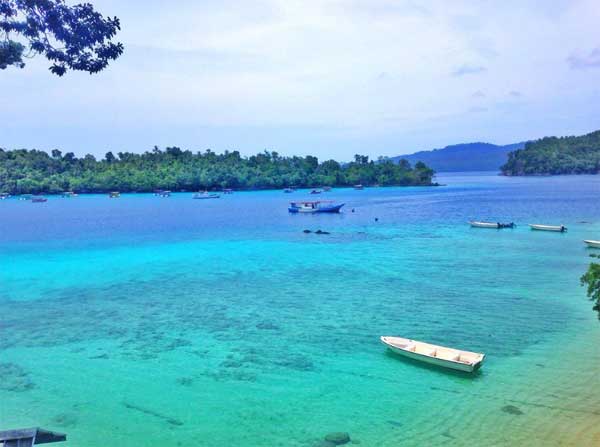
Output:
[0, 148, 435, 194]
[502, 130, 600, 175]
[0, 0, 123, 75]
[580, 262, 600, 318]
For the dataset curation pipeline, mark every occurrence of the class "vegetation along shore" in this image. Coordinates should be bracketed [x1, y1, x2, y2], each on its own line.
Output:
[0, 148, 435, 195]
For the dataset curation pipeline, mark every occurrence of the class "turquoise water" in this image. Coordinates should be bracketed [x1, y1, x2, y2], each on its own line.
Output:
[1, 173, 600, 446]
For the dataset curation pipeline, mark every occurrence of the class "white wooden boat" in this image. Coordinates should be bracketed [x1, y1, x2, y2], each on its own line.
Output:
[469, 221, 515, 229]
[529, 224, 566, 232]
[584, 240, 600, 248]
[380, 336, 485, 373]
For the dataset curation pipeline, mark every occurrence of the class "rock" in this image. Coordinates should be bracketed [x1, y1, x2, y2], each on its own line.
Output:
[324, 432, 351, 445]
[501, 405, 524, 415]
[303, 229, 312, 233]
[314, 442, 336, 447]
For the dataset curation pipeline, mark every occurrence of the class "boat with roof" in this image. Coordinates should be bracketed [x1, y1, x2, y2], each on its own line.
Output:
[470, 221, 515, 229]
[288, 200, 344, 213]
[529, 224, 566, 232]
[380, 336, 485, 373]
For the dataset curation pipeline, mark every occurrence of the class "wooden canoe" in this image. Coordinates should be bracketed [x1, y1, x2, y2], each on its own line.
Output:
[584, 240, 600, 248]
[529, 224, 567, 232]
[381, 336, 485, 373]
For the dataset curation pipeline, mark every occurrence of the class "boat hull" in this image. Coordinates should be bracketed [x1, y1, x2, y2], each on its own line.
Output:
[584, 240, 600, 248]
[288, 204, 344, 213]
[529, 224, 566, 232]
[380, 337, 484, 373]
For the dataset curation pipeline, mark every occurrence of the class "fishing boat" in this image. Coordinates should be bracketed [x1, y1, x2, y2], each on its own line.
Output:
[0, 193, 10, 200]
[380, 336, 485, 373]
[469, 221, 515, 229]
[61, 191, 78, 198]
[223, 188, 234, 194]
[31, 196, 48, 203]
[323, 186, 332, 191]
[283, 188, 295, 193]
[288, 201, 344, 213]
[584, 240, 600, 248]
[154, 190, 171, 197]
[354, 184, 364, 190]
[529, 224, 567, 232]
[193, 191, 220, 199]
[109, 191, 120, 198]
[310, 189, 322, 194]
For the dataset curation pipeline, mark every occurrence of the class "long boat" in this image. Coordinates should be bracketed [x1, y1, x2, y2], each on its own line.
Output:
[288, 201, 344, 213]
[31, 196, 48, 203]
[380, 336, 485, 373]
[193, 191, 220, 199]
[529, 224, 567, 232]
[469, 221, 515, 229]
[584, 240, 600, 248]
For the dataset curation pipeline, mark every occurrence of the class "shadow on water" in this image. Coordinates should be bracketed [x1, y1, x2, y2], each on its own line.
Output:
[383, 349, 485, 380]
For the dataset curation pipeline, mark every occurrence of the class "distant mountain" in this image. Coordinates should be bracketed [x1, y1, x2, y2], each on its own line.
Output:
[391, 142, 526, 172]
[501, 130, 600, 176]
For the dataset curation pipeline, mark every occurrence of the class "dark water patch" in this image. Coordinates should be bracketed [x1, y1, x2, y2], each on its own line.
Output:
[176, 377, 194, 386]
[441, 430, 455, 439]
[122, 401, 183, 426]
[501, 405, 524, 415]
[386, 420, 402, 427]
[256, 321, 280, 330]
[0, 362, 35, 392]
[324, 432, 351, 445]
[51, 412, 78, 428]
[89, 353, 109, 360]
[274, 353, 315, 372]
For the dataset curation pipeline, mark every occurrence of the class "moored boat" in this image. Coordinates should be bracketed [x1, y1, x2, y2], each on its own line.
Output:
[354, 184, 364, 190]
[584, 240, 600, 248]
[310, 189, 322, 194]
[288, 201, 344, 213]
[223, 188, 234, 194]
[380, 336, 485, 373]
[323, 186, 332, 191]
[469, 221, 515, 229]
[109, 191, 120, 198]
[0, 192, 10, 200]
[529, 224, 566, 232]
[31, 196, 48, 203]
[283, 187, 295, 193]
[193, 191, 220, 199]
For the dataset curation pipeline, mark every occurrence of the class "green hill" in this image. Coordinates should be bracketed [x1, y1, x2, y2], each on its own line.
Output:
[502, 130, 600, 175]
[392, 142, 524, 172]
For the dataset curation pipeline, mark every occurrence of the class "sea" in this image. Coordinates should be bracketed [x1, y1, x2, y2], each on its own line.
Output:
[1, 172, 599, 446]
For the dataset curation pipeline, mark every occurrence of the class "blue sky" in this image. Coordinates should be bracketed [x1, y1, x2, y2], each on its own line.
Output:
[2, 0, 600, 161]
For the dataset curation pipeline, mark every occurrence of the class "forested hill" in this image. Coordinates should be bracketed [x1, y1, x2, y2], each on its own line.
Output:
[391, 142, 525, 172]
[0, 148, 435, 194]
[501, 130, 600, 175]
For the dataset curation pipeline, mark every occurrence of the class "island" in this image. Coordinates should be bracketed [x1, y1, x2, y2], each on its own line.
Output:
[501, 130, 600, 175]
[0, 148, 436, 194]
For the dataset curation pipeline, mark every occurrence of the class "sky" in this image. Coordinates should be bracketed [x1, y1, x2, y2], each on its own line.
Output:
[2, 0, 600, 161]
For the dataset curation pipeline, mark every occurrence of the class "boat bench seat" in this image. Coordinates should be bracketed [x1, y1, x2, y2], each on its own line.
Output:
[414, 346, 437, 357]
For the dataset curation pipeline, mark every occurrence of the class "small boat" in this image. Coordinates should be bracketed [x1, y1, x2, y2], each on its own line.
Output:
[0, 193, 10, 200]
[154, 190, 171, 197]
[31, 196, 48, 203]
[288, 201, 344, 213]
[310, 189, 322, 195]
[284, 188, 295, 193]
[61, 191, 78, 198]
[529, 224, 567, 232]
[109, 191, 120, 198]
[323, 186, 332, 192]
[381, 336, 485, 373]
[469, 221, 515, 229]
[354, 184, 364, 190]
[193, 191, 220, 200]
[584, 240, 600, 248]
[19, 194, 32, 201]
[223, 188, 234, 194]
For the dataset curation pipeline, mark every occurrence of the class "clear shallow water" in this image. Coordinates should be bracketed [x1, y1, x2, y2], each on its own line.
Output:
[1, 172, 600, 446]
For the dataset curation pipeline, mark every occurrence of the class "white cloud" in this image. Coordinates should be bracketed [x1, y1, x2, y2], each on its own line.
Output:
[2, 0, 600, 159]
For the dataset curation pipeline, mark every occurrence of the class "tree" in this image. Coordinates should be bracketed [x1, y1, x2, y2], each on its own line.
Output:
[581, 262, 600, 318]
[0, 0, 123, 76]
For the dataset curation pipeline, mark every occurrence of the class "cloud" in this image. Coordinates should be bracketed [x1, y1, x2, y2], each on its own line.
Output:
[508, 90, 522, 97]
[452, 65, 487, 76]
[567, 47, 600, 69]
[471, 90, 486, 98]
